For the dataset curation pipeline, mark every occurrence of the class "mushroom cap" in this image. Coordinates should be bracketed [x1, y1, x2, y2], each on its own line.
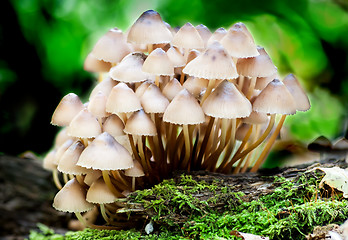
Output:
[53, 178, 94, 213]
[207, 27, 227, 46]
[167, 46, 186, 68]
[54, 139, 74, 165]
[51, 93, 84, 127]
[162, 78, 184, 101]
[255, 73, 279, 90]
[243, 110, 268, 125]
[127, 10, 173, 45]
[43, 149, 57, 170]
[77, 132, 133, 170]
[220, 23, 259, 58]
[186, 49, 200, 64]
[135, 81, 152, 98]
[202, 80, 252, 119]
[88, 91, 108, 118]
[84, 169, 102, 186]
[237, 47, 277, 78]
[106, 83, 142, 113]
[142, 48, 174, 76]
[196, 24, 212, 48]
[252, 79, 297, 115]
[68, 109, 102, 138]
[163, 89, 205, 125]
[109, 52, 149, 83]
[172, 22, 204, 50]
[57, 140, 88, 175]
[84, 53, 111, 73]
[124, 109, 157, 136]
[183, 76, 208, 99]
[183, 41, 238, 80]
[141, 84, 169, 113]
[54, 128, 72, 148]
[89, 77, 117, 101]
[235, 123, 251, 141]
[86, 178, 117, 204]
[103, 114, 125, 138]
[125, 160, 145, 177]
[283, 74, 310, 112]
[91, 28, 131, 63]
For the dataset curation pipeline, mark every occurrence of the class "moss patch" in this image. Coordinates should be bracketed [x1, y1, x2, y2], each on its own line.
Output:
[29, 172, 348, 240]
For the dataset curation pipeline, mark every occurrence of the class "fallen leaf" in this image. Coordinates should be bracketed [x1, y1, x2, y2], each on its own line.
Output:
[316, 167, 348, 198]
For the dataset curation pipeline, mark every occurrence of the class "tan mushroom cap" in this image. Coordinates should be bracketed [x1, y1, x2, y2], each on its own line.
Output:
[183, 76, 208, 99]
[124, 109, 157, 136]
[172, 22, 204, 50]
[84, 169, 102, 186]
[103, 114, 125, 138]
[207, 27, 227, 45]
[77, 132, 133, 170]
[237, 47, 277, 78]
[89, 77, 117, 101]
[109, 52, 149, 83]
[83, 53, 111, 73]
[253, 79, 296, 115]
[57, 140, 88, 175]
[202, 80, 252, 119]
[255, 73, 279, 90]
[186, 49, 200, 64]
[141, 84, 169, 113]
[53, 178, 94, 213]
[88, 91, 108, 118]
[86, 178, 117, 204]
[135, 81, 151, 98]
[51, 93, 84, 127]
[162, 78, 184, 101]
[243, 110, 269, 125]
[142, 48, 174, 76]
[163, 89, 205, 125]
[106, 83, 142, 114]
[127, 10, 173, 45]
[54, 139, 74, 165]
[167, 46, 186, 67]
[183, 41, 238, 80]
[54, 128, 73, 148]
[91, 28, 131, 63]
[125, 160, 145, 177]
[196, 24, 212, 47]
[235, 123, 252, 141]
[68, 109, 102, 138]
[43, 149, 57, 170]
[283, 74, 310, 112]
[220, 23, 259, 58]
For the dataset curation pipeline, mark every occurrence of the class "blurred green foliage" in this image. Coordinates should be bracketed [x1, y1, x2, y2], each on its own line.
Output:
[1, 0, 348, 154]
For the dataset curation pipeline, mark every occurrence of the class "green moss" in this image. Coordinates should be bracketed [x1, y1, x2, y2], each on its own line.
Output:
[29, 173, 348, 240]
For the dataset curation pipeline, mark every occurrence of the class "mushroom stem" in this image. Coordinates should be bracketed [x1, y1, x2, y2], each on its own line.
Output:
[201, 79, 216, 105]
[75, 212, 122, 230]
[52, 169, 62, 190]
[138, 136, 152, 172]
[233, 114, 276, 162]
[131, 177, 136, 191]
[98, 73, 104, 83]
[237, 75, 245, 91]
[181, 124, 191, 170]
[102, 170, 124, 198]
[250, 114, 286, 172]
[246, 76, 257, 99]
[155, 75, 160, 87]
[63, 173, 69, 183]
[195, 117, 214, 168]
[128, 134, 141, 163]
[204, 118, 220, 160]
[100, 204, 111, 224]
[147, 44, 153, 54]
[241, 124, 260, 173]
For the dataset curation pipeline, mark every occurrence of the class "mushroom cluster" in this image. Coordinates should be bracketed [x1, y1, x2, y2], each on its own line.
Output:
[43, 10, 311, 228]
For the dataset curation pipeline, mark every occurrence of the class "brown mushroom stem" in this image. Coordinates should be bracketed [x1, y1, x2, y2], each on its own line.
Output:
[237, 75, 245, 91]
[131, 177, 136, 191]
[241, 124, 260, 173]
[102, 170, 124, 198]
[246, 76, 257, 99]
[147, 44, 153, 54]
[154, 114, 165, 169]
[75, 212, 121, 230]
[75, 175, 86, 187]
[100, 204, 111, 224]
[52, 169, 62, 190]
[63, 173, 69, 183]
[204, 118, 220, 160]
[155, 75, 160, 87]
[205, 118, 229, 171]
[113, 170, 130, 188]
[195, 117, 214, 168]
[138, 136, 152, 172]
[220, 118, 237, 171]
[181, 124, 191, 170]
[250, 114, 286, 172]
[179, 69, 185, 84]
[98, 73, 104, 83]
[232, 114, 276, 162]
[201, 79, 216, 105]
[128, 134, 142, 163]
